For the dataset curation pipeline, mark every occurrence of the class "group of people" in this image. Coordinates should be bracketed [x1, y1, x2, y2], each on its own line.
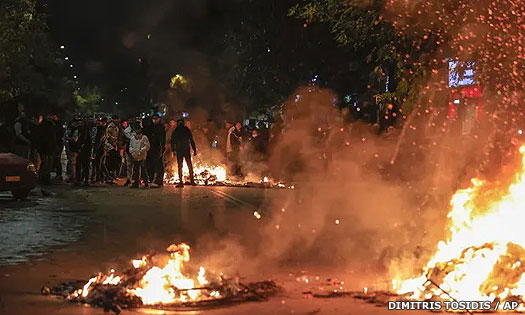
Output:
[62, 114, 169, 188]
[0, 107, 279, 188]
[69, 114, 200, 188]
[0, 101, 283, 190]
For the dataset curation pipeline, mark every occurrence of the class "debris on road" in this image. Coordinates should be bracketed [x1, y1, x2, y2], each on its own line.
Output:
[41, 243, 281, 314]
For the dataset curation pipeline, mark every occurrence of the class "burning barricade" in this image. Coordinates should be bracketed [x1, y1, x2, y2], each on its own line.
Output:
[163, 159, 294, 189]
[164, 161, 228, 186]
[42, 243, 280, 314]
[387, 145, 525, 311]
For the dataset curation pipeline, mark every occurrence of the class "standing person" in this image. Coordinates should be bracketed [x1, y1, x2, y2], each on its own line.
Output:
[142, 117, 153, 179]
[146, 114, 166, 185]
[104, 115, 120, 183]
[92, 117, 107, 183]
[259, 124, 270, 158]
[75, 120, 92, 186]
[129, 125, 150, 188]
[53, 115, 65, 181]
[13, 111, 31, 159]
[163, 119, 177, 181]
[170, 118, 197, 187]
[66, 118, 80, 183]
[251, 129, 266, 158]
[225, 122, 234, 157]
[165, 119, 177, 146]
[121, 120, 134, 186]
[36, 114, 58, 184]
[229, 122, 243, 176]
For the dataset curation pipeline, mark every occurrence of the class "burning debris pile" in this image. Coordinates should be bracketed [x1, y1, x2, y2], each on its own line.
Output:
[164, 161, 294, 189]
[42, 243, 280, 314]
[164, 161, 228, 186]
[391, 145, 525, 310]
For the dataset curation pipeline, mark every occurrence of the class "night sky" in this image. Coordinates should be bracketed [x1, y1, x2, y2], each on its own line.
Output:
[43, 0, 233, 114]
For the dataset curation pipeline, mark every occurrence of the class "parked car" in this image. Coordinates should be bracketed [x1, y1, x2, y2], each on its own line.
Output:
[0, 153, 37, 199]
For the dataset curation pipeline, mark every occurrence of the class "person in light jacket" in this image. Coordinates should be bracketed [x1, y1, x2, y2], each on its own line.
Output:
[129, 126, 150, 188]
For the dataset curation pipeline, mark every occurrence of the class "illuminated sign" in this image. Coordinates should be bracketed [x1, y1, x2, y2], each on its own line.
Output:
[448, 61, 476, 87]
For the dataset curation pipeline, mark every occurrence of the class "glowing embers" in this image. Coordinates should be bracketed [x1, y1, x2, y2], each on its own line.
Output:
[394, 145, 525, 311]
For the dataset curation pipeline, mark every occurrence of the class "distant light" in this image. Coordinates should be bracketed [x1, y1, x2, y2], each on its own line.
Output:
[64, 57, 69, 60]
[267, 47, 270, 53]
[70, 64, 73, 68]
[182, 112, 189, 118]
[60, 45, 65, 49]
[519, 130, 523, 135]
[453, 99, 460, 104]
[101, 98, 104, 101]
[115, 101, 119, 105]
[73, 75, 77, 79]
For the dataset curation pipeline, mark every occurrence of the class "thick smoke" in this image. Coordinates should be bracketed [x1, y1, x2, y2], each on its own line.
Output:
[167, 0, 524, 288]
[189, 84, 485, 286]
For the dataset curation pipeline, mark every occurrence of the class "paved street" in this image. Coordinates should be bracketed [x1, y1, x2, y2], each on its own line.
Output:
[0, 184, 422, 314]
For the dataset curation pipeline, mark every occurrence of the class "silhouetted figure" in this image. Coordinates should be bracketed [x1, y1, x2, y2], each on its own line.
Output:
[36, 114, 58, 184]
[13, 111, 31, 159]
[104, 115, 120, 182]
[92, 117, 107, 182]
[146, 114, 166, 185]
[229, 122, 242, 176]
[75, 120, 92, 186]
[170, 118, 197, 187]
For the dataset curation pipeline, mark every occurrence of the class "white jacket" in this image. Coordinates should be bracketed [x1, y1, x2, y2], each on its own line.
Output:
[129, 135, 150, 161]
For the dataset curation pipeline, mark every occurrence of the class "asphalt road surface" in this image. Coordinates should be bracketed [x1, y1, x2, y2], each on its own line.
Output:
[0, 184, 423, 314]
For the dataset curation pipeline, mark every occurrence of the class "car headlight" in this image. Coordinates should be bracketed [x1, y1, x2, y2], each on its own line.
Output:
[27, 163, 36, 173]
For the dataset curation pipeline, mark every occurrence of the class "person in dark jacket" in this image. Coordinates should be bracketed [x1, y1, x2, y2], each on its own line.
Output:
[229, 122, 243, 176]
[92, 117, 107, 183]
[52, 115, 65, 181]
[13, 111, 32, 159]
[170, 118, 197, 187]
[37, 114, 58, 184]
[146, 114, 166, 185]
[75, 120, 93, 186]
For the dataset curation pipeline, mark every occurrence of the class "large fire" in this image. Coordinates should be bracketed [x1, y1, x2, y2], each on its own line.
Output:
[68, 243, 220, 305]
[394, 145, 525, 308]
[164, 161, 228, 185]
[163, 159, 293, 188]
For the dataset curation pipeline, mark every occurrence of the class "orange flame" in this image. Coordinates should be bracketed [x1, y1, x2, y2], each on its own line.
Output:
[395, 145, 525, 307]
[74, 243, 218, 305]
